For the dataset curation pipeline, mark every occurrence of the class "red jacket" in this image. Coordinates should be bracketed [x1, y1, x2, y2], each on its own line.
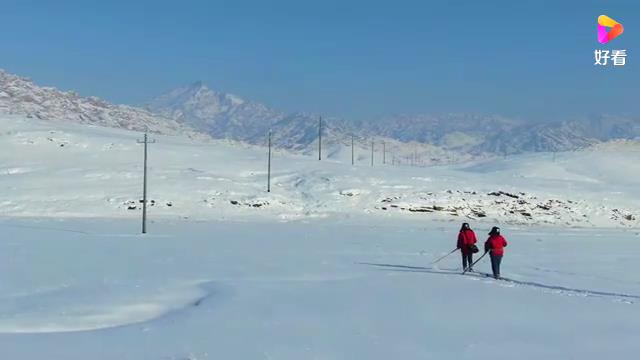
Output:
[485, 235, 507, 256]
[457, 229, 477, 254]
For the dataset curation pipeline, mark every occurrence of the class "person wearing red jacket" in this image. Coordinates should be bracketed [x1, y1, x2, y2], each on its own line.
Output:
[484, 226, 508, 279]
[457, 223, 478, 271]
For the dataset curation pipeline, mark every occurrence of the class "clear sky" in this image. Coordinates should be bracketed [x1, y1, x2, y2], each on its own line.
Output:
[0, 0, 637, 121]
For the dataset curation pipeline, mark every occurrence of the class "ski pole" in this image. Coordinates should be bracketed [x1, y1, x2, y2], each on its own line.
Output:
[463, 250, 489, 274]
[430, 248, 459, 265]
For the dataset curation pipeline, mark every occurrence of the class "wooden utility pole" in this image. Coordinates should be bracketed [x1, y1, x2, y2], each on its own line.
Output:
[267, 131, 272, 192]
[383, 141, 386, 164]
[371, 140, 374, 167]
[136, 132, 156, 234]
[318, 116, 322, 161]
[351, 135, 354, 165]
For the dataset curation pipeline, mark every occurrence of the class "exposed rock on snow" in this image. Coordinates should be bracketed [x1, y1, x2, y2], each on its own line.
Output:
[379, 190, 637, 227]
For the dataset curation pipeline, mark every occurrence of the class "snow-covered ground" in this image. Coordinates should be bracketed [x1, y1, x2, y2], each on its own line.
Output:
[1, 115, 639, 359]
[1, 115, 638, 228]
[0, 218, 638, 359]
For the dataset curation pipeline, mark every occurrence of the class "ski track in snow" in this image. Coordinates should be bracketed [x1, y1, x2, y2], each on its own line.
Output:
[0, 114, 640, 357]
[0, 219, 638, 359]
[360, 263, 640, 304]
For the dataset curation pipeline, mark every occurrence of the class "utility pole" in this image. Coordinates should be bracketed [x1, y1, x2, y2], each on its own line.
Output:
[137, 132, 156, 234]
[383, 141, 386, 164]
[267, 131, 272, 192]
[318, 116, 322, 161]
[351, 135, 354, 165]
[371, 140, 374, 167]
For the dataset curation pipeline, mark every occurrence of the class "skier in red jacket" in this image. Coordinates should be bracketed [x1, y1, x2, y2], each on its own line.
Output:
[457, 223, 478, 271]
[484, 226, 508, 279]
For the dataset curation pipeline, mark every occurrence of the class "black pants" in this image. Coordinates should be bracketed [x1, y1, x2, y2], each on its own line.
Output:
[462, 252, 473, 270]
[490, 253, 503, 278]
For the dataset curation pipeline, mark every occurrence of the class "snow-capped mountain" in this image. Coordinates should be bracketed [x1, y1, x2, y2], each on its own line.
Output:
[477, 121, 598, 154]
[569, 114, 640, 140]
[0, 69, 201, 137]
[357, 113, 521, 146]
[5, 68, 638, 159]
[145, 82, 355, 152]
[363, 113, 640, 155]
[145, 83, 472, 163]
[145, 81, 279, 139]
[146, 82, 640, 157]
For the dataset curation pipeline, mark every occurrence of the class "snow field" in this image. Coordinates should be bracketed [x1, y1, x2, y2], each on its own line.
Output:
[0, 218, 638, 359]
[1, 115, 639, 228]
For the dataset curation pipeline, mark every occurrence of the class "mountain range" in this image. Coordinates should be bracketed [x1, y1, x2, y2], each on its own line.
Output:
[2, 69, 639, 160]
[144, 81, 640, 156]
[0, 70, 201, 138]
[144, 81, 352, 153]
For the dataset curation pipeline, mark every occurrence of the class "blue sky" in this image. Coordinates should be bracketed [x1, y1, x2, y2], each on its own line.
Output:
[0, 0, 637, 121]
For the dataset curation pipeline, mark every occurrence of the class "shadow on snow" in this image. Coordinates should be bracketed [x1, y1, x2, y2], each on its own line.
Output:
[359, 262, 640, 302]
